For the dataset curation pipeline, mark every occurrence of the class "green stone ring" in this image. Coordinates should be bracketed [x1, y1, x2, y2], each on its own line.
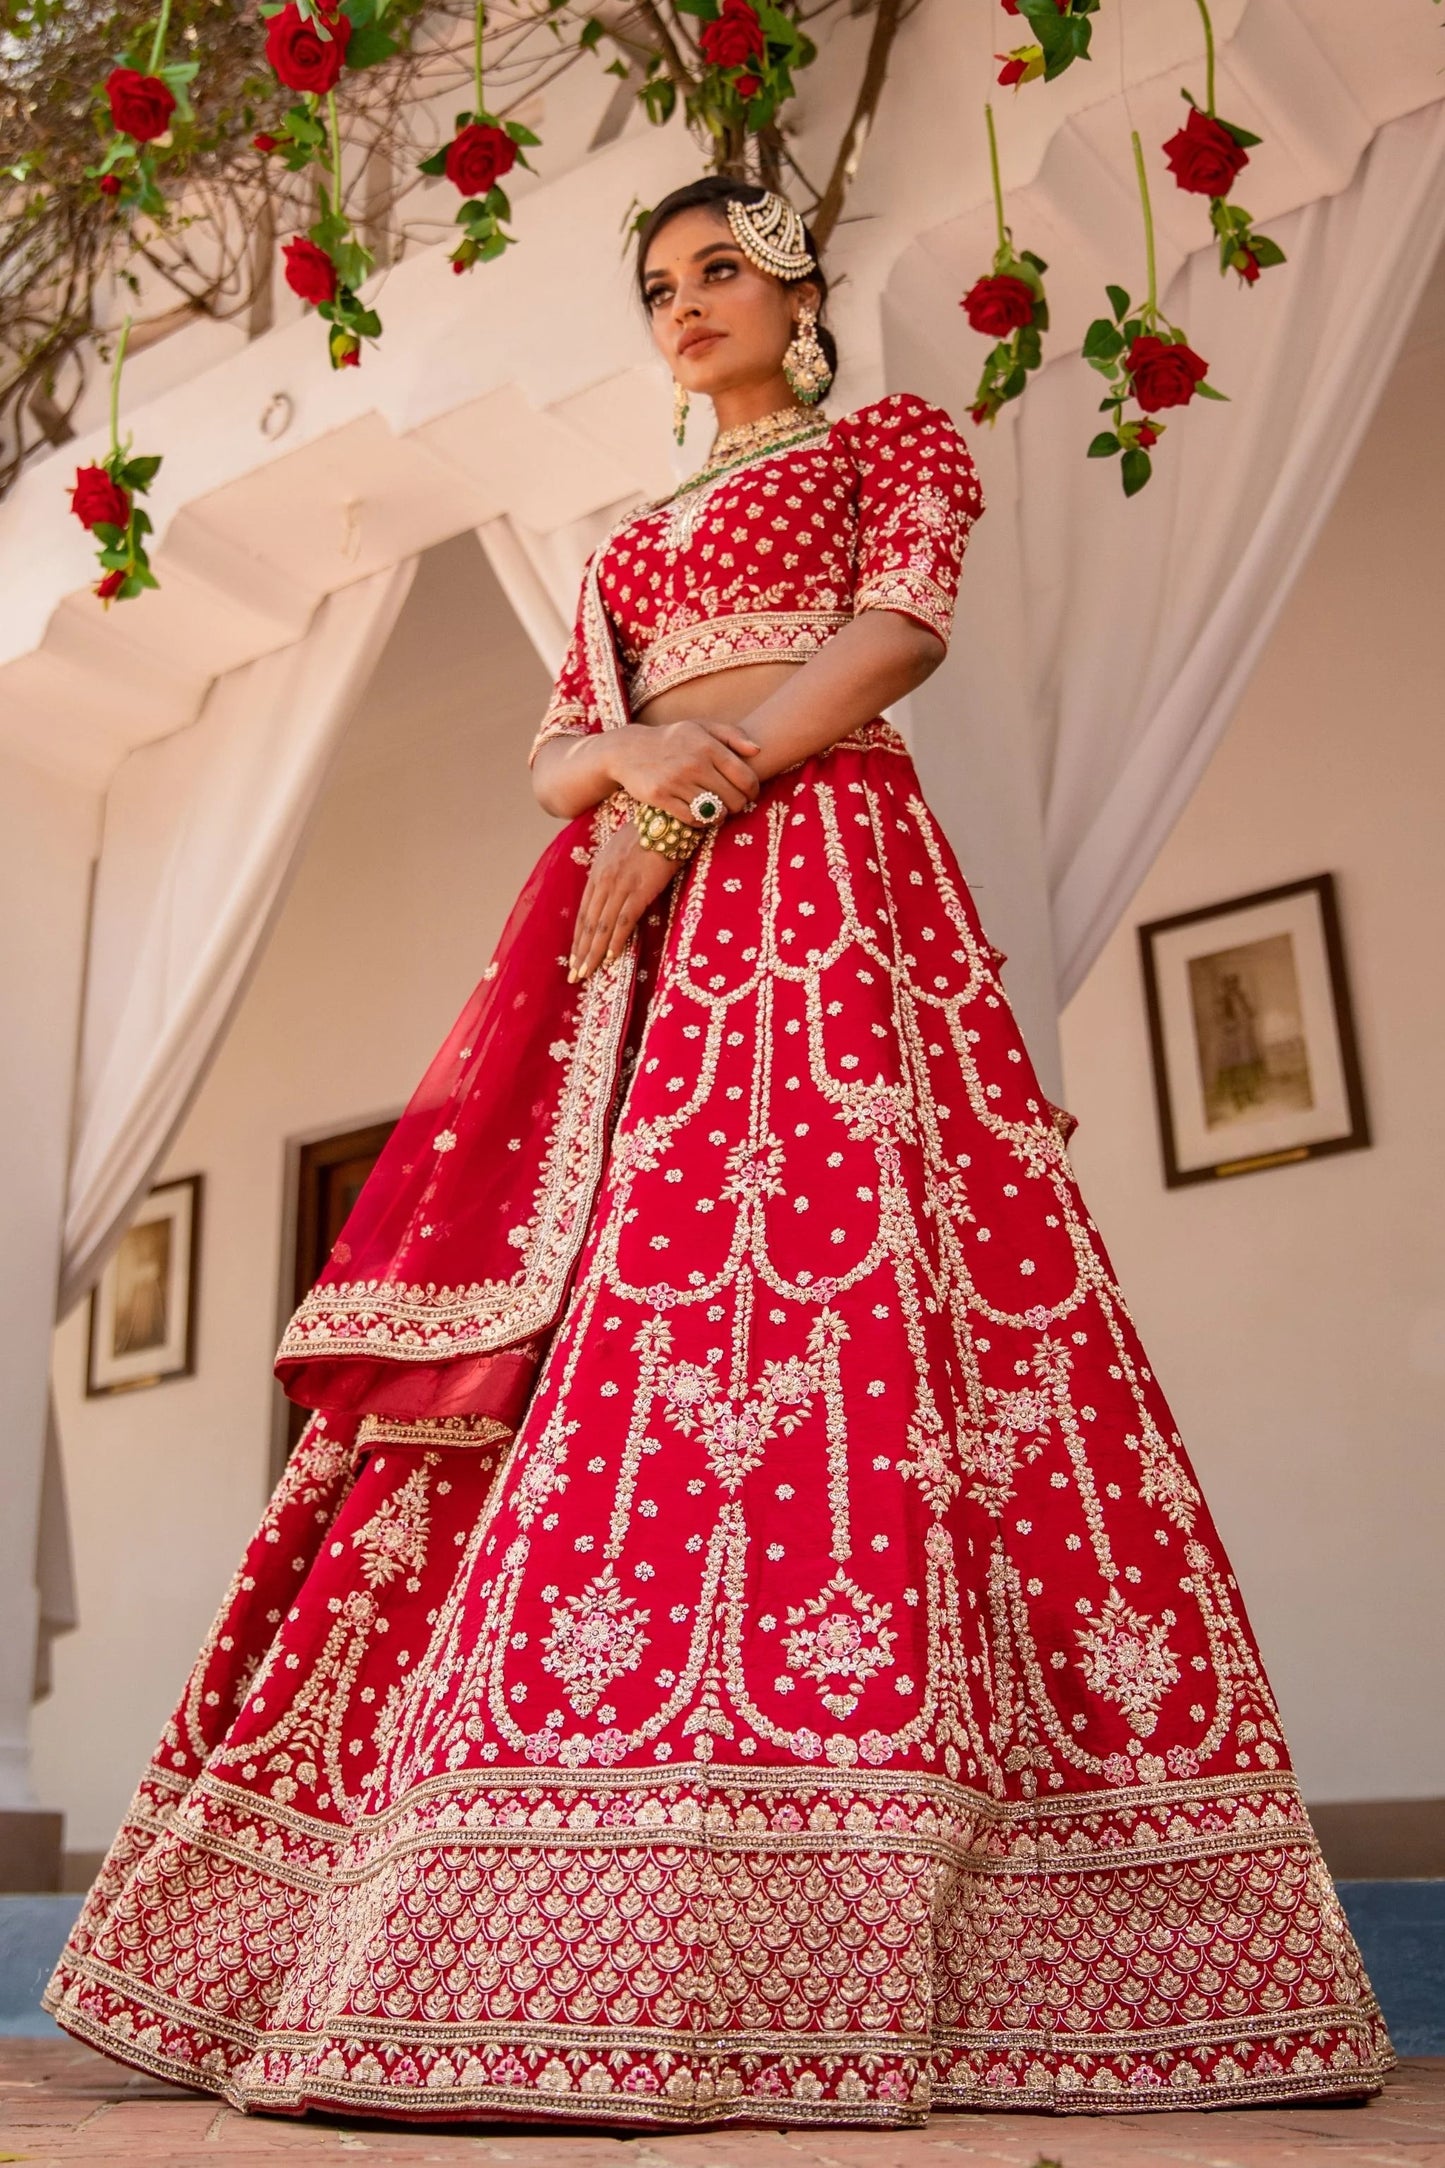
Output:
[689, 792, 724, 825]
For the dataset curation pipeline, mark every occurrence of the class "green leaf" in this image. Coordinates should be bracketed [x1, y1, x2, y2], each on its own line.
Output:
[578, 16, 603, 49]
[1121, 446, 1152, 496]
[1194, 379, 1230, 401]
[1020, 249, 1049, 276]
[1001, 364, 1027, 399]
[1220, 117, 1262, 148]
[507, 121, 542, 145]
[488, 183, 511, 219]
[345, 20, 399, 67]
[673, 0, 716, 14]
[1087, 431, 1121, 457]
[1081, 318, 1123, 362]
[120, 454, 162, 488]
[1250, 235, 1286, 267]
[417, 145, 448, 177]
[1105, 283, 1130, 321]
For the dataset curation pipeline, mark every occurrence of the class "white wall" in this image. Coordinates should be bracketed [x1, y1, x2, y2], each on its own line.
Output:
[35, 536, 552, 1849]
[1058, 296, 1445, 1803]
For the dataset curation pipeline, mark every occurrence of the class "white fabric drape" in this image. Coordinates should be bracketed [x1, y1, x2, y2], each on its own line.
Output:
[476, 502, 640, 680]
[60, 563, 416, 1314]
[1016, 102, 1445, 1003]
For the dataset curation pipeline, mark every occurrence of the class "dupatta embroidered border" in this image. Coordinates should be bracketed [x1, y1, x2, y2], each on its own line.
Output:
[275, 554, 639, 1385]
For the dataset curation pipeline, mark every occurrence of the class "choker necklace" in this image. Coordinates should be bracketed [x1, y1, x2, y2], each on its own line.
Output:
[656, 401, 830, 549]
[703, 402, 825, 474]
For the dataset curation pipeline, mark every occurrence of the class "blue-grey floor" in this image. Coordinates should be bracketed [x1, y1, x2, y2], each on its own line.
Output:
[2, 1884, 1441, 2052]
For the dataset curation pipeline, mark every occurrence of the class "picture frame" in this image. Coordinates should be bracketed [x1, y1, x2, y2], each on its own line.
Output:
[86, 1174, 203, 1396]
[1137, 874, 1370, 1188]
[274, 1118, 397, 1474]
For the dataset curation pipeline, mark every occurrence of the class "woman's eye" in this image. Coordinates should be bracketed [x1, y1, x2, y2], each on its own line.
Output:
[645, 287, 670, 310]
[705, 261, 737, 281]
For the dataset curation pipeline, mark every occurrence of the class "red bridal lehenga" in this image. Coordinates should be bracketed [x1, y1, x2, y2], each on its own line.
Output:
[47, 394, 1391, 2128]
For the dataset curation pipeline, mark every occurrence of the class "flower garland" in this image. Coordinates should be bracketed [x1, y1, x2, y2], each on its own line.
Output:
[961, 103, 1049, 426]
[995, 0, 1098, 89]
[68, 320, 163, 606]
[416, 4, 538, 275]
[1162, 0, 1284, 285]
[259, 0, 405, 368]
[1084, 130, 1226, 495]
[91, 0, 198, 216]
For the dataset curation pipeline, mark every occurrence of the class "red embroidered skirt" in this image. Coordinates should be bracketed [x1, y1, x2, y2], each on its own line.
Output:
[46, 730, 1391, 2127]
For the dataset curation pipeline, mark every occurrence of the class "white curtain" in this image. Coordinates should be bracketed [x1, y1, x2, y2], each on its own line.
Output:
[1017, 102, 1445, 1003]
[60, 563, 416, 1315]
[476, 501, 640, 680]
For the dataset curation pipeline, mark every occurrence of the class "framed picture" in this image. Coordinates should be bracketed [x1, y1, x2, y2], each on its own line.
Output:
[86, 1174, 202, 1395]
[275, 1118, 396, 1471]
[1138, 874, 1370, 1187]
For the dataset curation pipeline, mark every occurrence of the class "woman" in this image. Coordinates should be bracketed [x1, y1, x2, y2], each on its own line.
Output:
[47, 177, 1390, 2130]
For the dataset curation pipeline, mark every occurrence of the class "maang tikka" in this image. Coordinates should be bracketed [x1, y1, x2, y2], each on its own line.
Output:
[726, 192, 832, 406]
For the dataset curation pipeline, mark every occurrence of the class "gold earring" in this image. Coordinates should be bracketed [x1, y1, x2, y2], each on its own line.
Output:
[672, 377, 690, 446]
[783, 302, 832, 406]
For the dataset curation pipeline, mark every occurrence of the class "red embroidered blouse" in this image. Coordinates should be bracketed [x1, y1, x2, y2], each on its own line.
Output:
[531, 392, 984, 758]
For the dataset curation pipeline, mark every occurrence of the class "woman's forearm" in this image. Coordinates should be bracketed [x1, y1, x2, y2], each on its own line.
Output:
[531, 729, 633, 819]
[735, 611, 944, 780]
[530, 612, 943, 818]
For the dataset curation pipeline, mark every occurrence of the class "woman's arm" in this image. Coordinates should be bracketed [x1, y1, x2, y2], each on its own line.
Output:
[532, 716, 764, 822]
[735, 608, 945, 778]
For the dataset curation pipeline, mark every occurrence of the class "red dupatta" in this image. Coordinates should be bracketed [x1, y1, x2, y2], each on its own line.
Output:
[274, 552, 637, 1447]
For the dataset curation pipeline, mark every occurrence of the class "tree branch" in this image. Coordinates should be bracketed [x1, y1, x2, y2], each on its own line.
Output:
[810, 0, 901, 248]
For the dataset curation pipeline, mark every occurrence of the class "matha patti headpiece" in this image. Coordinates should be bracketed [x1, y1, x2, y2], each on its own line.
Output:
[726, 190, 816, 281]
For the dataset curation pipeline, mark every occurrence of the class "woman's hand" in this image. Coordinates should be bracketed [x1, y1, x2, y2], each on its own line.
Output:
[569, 821, 678, 983]
[609, 717, 761, 826]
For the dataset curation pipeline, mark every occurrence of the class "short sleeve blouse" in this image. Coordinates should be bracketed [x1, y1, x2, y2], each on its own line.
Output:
[531, 392, 983, 758]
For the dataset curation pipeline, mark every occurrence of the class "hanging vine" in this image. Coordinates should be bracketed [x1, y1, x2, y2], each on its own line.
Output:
[960, 101, 1049, 427]
[1084, 129, 1226, 495]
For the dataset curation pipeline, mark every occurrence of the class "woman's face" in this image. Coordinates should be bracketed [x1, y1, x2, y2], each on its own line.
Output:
[642, 204, 818, 400]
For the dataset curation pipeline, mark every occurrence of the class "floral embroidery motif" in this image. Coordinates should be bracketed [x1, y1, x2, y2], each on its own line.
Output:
[541, 1566, 652, 1715]
[1075, 1587, 1181, 1736]
[350, 1460, 434, 1588]
[783, 1571, 896, 1717]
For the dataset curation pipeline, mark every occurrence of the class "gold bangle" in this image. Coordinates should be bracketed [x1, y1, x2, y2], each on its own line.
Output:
[634, 802, 701, 863]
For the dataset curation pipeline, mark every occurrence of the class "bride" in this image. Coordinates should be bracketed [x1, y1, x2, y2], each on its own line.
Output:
[47, 175, 1391, 2130]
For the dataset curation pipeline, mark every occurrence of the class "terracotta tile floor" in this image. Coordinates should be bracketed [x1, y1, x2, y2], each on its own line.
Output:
[0, 2042, 1441, 2168]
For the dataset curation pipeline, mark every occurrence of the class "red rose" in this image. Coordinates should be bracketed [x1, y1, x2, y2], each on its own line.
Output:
[94, 569, 127, 603]
[105, 66, 176, 144]
[1135, 422, 1160, 448]
[1234, 246, 1261, 284]
[700, 0, 764, 71]
[70, 464, 131, 532]
[1162, 105, 1248, 198]
[264, 3, 351, 94]
[282, 235, 338, 307]
[735, 72, 761, 99]
[98, 173, 123, 197]
[961, 273, 1035, 338]
[253, 132, 279, 154]
[1126, 333, 1209, 412]
[331, 332, 361, 367]
[443, 121, 517, 198]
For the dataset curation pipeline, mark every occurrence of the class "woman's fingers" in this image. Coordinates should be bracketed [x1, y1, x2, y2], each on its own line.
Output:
[704, 746, 762, 803]
[709, 721, 762, 760]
